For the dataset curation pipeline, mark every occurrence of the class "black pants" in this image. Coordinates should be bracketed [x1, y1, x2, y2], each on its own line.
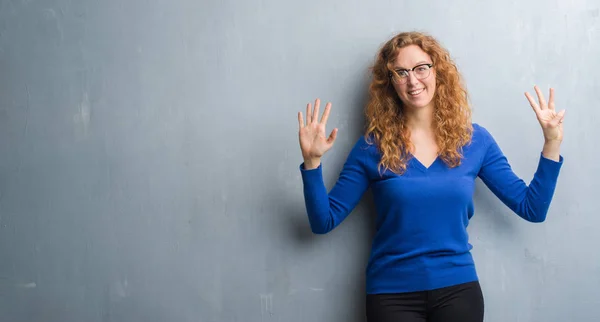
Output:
[366, 281, 484, 322]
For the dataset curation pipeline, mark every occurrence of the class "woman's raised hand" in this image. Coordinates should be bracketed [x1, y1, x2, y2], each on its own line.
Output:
[298, 98, 338, 169]
[525, 85, 565, 143]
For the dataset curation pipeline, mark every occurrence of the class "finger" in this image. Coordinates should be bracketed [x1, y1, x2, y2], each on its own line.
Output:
[551, 109, 566, 126]
[306, 103, 312, 124]
[327, 128, 338, 144]
[548, 87, 556, 111]
[320, 102, 332, 125]
[558, 109, 566, 123]
[534, 85, 547, 109]
[524, 92, 541, 114]
[313, 98, 320, 124]
[298, 111, 304, 129]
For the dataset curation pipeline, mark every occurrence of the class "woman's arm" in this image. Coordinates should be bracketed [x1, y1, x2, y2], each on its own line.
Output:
[300, 138, 370, 234]
[477, 86, 565, 222]
[298, 98, 370, 234]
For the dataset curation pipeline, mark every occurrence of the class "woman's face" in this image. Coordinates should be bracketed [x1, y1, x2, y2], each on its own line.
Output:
[391, 45, 436, 111]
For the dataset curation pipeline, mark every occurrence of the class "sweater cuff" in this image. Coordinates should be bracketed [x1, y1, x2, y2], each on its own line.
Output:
[299, 161, 322, 171]
[536, 152, 563, 181]
[299, 162, 324, 186]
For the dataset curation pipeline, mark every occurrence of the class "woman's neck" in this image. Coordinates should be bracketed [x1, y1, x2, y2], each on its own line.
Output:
[404, 105, 435, 132]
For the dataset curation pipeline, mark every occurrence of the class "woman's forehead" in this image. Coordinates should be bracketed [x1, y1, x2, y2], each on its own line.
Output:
[392, 45, 432, 69]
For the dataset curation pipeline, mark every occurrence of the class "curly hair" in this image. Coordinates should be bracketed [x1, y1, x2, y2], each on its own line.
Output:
[364, 31, 473, 175]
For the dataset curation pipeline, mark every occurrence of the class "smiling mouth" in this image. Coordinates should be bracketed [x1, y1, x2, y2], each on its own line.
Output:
[408, 89, 424, 96]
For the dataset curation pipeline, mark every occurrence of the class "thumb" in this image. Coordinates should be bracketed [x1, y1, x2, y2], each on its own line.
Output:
[555, 110, 566, 126]
[327, 128, 338, 144]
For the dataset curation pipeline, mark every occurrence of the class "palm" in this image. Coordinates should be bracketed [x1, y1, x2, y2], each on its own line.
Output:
[300, 123, 330, 158]
[525, 86, 565, 142]
[298, 99, 338, 160]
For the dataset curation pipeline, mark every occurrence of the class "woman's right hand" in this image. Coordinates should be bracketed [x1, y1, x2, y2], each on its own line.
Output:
[298, 98, 338, 169]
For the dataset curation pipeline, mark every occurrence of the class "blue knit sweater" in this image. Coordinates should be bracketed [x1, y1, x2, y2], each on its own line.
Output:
[300, 123, 563, 294]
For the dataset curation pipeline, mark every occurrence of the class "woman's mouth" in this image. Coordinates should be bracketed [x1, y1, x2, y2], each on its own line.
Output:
[408, 88, 424, 96]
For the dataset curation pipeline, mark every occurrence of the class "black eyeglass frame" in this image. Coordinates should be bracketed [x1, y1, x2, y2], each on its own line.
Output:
[388, 63, 434, 83]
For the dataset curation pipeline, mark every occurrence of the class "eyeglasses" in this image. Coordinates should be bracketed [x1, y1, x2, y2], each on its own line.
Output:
[389, 63, 433, 84]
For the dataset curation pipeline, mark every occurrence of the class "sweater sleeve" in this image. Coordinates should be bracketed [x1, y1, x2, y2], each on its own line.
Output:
[299, 137, 371, 234]
[477, 127, 563, 222]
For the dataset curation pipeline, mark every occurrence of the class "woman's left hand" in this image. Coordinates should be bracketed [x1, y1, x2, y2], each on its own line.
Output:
[525, 85, 565, 143]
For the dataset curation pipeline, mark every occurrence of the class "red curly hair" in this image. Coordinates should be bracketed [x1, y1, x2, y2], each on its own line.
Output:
[365, 31, 473, 174]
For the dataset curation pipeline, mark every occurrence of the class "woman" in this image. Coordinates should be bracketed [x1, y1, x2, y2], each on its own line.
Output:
[297, 31, 564, 322]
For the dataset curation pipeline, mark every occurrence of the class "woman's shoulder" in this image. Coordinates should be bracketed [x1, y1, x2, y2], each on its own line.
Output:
[343, 133, 381, 166]
[472, 122, 489, 134]
[351, 132, 379, 153]
[471, 122, 494, 142]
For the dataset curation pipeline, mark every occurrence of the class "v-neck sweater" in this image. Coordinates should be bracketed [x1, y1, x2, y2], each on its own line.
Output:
[299, 123, 563, 294]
